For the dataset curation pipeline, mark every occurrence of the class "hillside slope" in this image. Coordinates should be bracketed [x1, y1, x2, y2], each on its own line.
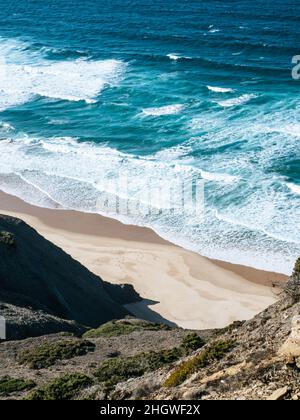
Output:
[1, 271, 299, 400]
[1, 214, 299, 400]
[111, 261, 300, 400]
[0, 215, 140, 339]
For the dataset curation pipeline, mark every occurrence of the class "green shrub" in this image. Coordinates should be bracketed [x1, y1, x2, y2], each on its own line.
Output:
[0, 231, 16, 247]
[141, 348, 182, 370]
[26, 373, 92, 400]
[294, 258, 300, 275]
[181, 333, 205, 353]
[17, 339, 95, 369]
[0, 377, 35, 395]
[83, 319, 170, 338]
[83, 321, 137, 338]
[93, 347, 182, 389]
[164, 339, 235, 388]
[285, 258, 300, 302]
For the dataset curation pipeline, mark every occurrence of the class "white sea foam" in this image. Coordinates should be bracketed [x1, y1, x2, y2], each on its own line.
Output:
[142, 104, 184, 116]
[167, 53, 191, 61]
[153, 143, 193, 161]
[0, 121, 15, 132]
[287, 182, 300, 196]
[0, 37, 299, 276]
[263, 124, 300, 138]
[0, 59, 124, 110]
[0, 134, 299, 275]
[216, 94, 257, 107]
[0, 38, 125, 110]
[199, 169, 239, 183]
[207, 86, 235, 93]
[167, 53, 180, 61]
[208, 25, 220, 34]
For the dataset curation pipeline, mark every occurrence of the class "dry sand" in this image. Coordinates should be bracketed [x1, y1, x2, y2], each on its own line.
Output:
[0, 190, 287, 329]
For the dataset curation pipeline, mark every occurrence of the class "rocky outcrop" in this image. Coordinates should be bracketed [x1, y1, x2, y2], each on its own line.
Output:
[0, 301, 85, 340]
[284, 258, 300, 303]
[279, 316, 300, 361]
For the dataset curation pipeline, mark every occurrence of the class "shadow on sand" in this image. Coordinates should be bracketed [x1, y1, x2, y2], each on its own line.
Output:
[124, 298, 178, 328]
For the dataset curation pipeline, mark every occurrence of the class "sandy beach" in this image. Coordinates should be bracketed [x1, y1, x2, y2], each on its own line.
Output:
[0, 190, 287, 329]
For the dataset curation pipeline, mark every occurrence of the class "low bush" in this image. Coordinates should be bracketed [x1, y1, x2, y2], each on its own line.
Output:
[0, 231, 16, 246]
[83, 319, 170, 338]
[181, 333, 205, 353]
[284, 258, 300, 302]
[164, 339, 235, 388]
[294, 258, 300, 275]
[0, 376, 35, 395]
[26, 373, 92, 400]
[93, 347, 182, 390]
[17, 339, 95, 369]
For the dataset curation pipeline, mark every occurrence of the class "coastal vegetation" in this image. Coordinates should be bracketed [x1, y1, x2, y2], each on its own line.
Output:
[25, 340, 201, 399]
[294, 258, 300, 275]
[17, 340, 95, 369]
[0, 377, 35, 396]
[23, 335, 205, 399]
[181, 333, 205, 354]
[83, 319, 171, 339]
[163, 339, 236, 388]
[26, 374, 92, 400]
[0, 231, 15, 246]
[93, 333, 205, 391]
[93, 347, 182, 390]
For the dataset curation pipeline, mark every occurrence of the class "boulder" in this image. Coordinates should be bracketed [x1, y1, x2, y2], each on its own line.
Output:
[279, 316, 300, 358]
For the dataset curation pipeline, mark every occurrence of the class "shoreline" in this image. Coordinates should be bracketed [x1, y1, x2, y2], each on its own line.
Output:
[0, 190, 287, 329]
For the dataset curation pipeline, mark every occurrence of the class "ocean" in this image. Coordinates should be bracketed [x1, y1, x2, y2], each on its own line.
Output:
[0, 0, 299, 274]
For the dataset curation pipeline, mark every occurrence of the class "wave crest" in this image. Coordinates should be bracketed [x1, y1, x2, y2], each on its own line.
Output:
[0, 38, 125, 110]
[216, 94, 257, 108]
[207, 85, 235, 93]
[142, 104, 184, 116]
[287, 182, 300, 196]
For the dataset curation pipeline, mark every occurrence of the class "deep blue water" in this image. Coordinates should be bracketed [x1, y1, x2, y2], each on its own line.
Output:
[0, 0, 300, 273]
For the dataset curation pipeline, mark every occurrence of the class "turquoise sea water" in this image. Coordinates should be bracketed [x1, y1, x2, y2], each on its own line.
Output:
[0, 0, 299, 273]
